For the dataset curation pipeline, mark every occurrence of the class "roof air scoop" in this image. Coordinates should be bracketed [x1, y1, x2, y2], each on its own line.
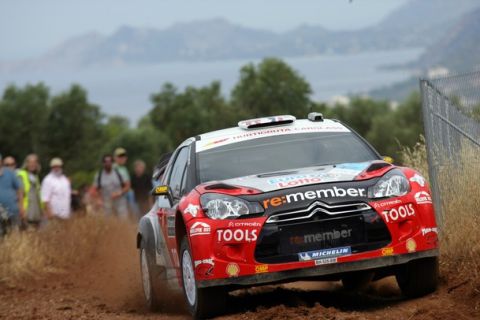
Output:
[308, 112, 324, 122]
[238, 115, 296, 130]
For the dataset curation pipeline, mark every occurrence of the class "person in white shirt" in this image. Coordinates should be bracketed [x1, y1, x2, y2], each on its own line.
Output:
[41, 158, 71, 220]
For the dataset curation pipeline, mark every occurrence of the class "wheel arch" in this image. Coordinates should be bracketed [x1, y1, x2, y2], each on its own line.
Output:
[137, 215, 156, 250]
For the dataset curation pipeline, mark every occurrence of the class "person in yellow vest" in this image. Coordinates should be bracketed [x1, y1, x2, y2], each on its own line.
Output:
[17, 154, 43, 228]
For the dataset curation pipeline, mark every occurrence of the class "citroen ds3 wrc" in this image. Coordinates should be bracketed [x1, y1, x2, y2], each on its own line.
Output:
[137, 114, 439, 319]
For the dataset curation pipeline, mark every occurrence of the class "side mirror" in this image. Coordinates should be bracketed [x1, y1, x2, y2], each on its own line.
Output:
[383, 156, 394, 164]
[152, 185, 173, 204]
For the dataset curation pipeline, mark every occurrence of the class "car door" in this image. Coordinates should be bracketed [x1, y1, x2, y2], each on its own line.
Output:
[158, 145, 191, 269]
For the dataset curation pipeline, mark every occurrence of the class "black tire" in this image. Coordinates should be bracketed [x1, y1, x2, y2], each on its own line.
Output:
[139, 239, 166, 311]
[395, 257, 439, 298]
[341, 271, 374, 292]
[180, 236, 227, 319]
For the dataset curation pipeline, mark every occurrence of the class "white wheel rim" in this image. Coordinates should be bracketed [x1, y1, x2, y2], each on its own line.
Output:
[182, 249, 196, 306]
[141, 249, 152, 300]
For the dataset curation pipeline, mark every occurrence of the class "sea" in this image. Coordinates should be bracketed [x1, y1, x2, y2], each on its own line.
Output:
[0, 48, 422, 124]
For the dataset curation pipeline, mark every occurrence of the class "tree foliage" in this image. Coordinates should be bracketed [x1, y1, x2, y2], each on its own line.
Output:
[232, 58, 312, 118]
[0, 58, 426, 187]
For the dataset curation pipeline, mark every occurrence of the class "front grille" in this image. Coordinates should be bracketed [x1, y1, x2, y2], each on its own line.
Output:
[255, 202, 391, 264]
[266, 202, 371, 223]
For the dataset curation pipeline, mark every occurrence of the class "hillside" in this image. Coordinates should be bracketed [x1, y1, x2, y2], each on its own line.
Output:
[2, 0, 479, 69]
[413, 7, 480, 72]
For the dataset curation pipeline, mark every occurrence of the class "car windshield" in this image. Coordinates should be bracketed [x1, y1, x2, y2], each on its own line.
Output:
[197, 132, 378, 183]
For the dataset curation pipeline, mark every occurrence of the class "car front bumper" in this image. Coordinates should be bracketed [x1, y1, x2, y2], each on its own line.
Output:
[197, 249, 438, 288]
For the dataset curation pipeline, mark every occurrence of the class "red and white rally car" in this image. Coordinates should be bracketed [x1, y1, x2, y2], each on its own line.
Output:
[137, 114, 439, 319]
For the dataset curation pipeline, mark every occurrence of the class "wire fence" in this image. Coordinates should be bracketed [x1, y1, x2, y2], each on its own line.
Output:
[420, 71, 480, 224]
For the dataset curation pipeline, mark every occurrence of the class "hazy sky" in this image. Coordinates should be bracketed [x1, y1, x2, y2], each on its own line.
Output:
[0, 0, 407, 60]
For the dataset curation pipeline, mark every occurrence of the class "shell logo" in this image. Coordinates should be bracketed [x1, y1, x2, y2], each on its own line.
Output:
[226, 263, 240, 277]
[406, 238, 417, 253]
[381, 247, 394, 256]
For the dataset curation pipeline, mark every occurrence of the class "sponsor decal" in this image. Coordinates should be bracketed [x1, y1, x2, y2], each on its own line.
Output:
[270, 177, 322, 188]
[269, 175, 324, 188]
[184, 204, 201, 217]
[196, 124, 350, 152]
[381, 204, 415, 223]
[415, 191, 432, 205]
[290, 229, 352, 245]
[410, 174, 426, 187]
[422, 227, 439, 246]
[226, 263, 240, 277]
[381, 247, 394, 256]
[372, 199, 402, 209]
[336, 162, 370, 171]
[202, 137, 230, 149]
[421, 227, 438, 236]
[298, 246, 351, 261]
[314, 257, 337, 266]
[255, 264, 269, 273]
[190, 221, 211, 237]
[406, 238, 417, 253]
[263, 187, 367, 209]
[217, 229, 258, 242]
[227, 221, 261, 228]
[194, 258, 214, 276]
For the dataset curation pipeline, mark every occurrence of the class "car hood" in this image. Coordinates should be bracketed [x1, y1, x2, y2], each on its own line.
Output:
[220, 161, 377, 193]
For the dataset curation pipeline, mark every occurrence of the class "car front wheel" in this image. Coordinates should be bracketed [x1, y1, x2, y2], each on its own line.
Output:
[396, 257, 439, 298]
[180, 237, 226, 319]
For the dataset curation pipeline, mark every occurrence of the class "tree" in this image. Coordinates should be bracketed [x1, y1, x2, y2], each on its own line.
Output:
[106, 126, 170, 172]
[0, 83, 49, 163]
[231, 58, 312, 118]
[327, 97, 391, 137]
[43, 84, 105, 174]
[149, 81, 232, 146]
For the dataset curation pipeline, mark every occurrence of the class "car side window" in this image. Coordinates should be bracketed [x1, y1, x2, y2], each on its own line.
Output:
[168, 147, 189, 200]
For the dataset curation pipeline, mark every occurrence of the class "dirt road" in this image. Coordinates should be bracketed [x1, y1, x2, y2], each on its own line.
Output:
[0, 219, 478, 320]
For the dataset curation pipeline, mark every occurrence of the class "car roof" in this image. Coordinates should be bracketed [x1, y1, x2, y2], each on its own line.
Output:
[195, 118, 351, 153]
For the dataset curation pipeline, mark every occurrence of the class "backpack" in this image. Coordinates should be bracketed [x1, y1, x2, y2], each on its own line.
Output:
[97, 168, 125, 190]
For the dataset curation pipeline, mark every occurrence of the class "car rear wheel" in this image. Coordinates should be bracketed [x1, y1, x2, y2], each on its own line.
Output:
[140, 242, 165, 311]
[395, 257, 439, 298]
[180, 237, 226, 319]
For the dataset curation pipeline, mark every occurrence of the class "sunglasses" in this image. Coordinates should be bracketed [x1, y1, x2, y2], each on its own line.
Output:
[4, 163, 15, 167]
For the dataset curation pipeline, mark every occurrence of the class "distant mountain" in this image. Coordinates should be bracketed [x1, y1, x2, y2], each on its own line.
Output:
[412, 7, 480, 73]
[1, 0, 479, 70]
[371, 5, 480, 101]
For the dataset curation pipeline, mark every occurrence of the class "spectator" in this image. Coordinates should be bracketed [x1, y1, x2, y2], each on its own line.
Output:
[0, 153, 24, 236]
[113, 147, 134, 215]
[3, 156, 18, 172]
[131, 159, 153, 215]
[41, 158, 71, 220]
[93, 154, 129, 219]
[17, 154, 43, 228]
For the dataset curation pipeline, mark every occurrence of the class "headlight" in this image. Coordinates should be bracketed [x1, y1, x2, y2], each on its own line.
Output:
[200, 193, 264, 220]
[368, 169, 410, 199]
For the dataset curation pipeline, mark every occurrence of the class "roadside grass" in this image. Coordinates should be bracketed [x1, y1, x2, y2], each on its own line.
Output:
[0, 215, 121, 286]
[402, 139, 480, 293]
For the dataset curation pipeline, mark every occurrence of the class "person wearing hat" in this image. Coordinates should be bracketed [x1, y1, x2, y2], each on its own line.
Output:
[93, 154, 129, 218]
[113, 147, 133, 215]
[41, 158, 71, 220]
